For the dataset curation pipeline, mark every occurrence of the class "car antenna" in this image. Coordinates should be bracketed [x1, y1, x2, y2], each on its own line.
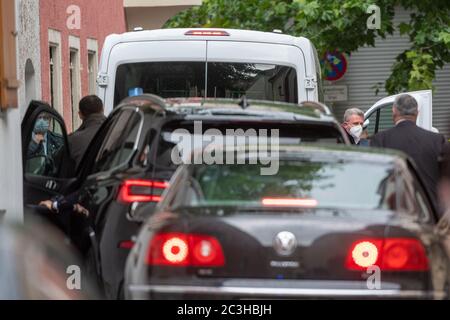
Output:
[239, 95, 250, 109]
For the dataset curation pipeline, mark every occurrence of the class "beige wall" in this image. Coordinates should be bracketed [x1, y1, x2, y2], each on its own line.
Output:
[124, 0, 202, 7]
[125, 5, 194, 30]
[124, 0, 203, 31]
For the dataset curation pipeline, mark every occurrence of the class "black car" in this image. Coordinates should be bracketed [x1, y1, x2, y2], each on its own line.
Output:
[21, 95, 348, 299]
[124, 144, 450, 300]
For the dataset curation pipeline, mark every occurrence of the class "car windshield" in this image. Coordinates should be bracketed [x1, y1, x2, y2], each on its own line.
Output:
[180, 160, 396, 211]
[114, 62, 298, 106]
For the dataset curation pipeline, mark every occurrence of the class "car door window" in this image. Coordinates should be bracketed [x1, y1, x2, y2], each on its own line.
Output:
[365, 105, 395, 138]
[396, 171, 417, 217]
[25, 111, 66, 177]
[415, 189, 432, 222]
[92, 108, 142, 174]
[402, 163, 433, 222]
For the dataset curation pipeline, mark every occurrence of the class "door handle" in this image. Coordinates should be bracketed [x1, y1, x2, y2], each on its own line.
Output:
[45, 180, 58, 190]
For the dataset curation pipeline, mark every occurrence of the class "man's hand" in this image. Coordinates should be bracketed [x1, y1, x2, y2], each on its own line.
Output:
[34, 133, 45, 144]
[73, 204, 89, 217]
[39, 200, 53, 211]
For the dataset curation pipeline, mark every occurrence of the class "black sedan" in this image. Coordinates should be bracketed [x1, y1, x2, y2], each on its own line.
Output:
[125, 145, 450, 299]
[21, 95, 348, 299]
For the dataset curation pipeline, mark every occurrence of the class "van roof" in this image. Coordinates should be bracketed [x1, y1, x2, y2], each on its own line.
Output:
[105, 28, 311, 47]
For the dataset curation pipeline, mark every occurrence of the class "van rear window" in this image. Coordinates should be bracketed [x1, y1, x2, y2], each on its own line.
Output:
[114, 62, 298, 106]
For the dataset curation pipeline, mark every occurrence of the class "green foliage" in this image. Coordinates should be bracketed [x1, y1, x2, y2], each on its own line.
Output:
[165, 0, 450, 95]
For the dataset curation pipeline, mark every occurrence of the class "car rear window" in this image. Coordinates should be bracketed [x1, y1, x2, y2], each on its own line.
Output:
[181, 160, 396, 211]
[149, 121, 346, 170]
[114, 62, 298, 105]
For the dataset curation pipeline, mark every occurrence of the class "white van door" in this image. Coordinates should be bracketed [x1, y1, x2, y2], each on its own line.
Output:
[363, 90, 434, 138]
[206, 41, 308, 102]
[102, 41, 207, 114]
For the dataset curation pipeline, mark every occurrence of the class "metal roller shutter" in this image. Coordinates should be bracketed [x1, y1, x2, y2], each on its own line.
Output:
[327, 7, 450, 137]
[433, 65, 450, 137]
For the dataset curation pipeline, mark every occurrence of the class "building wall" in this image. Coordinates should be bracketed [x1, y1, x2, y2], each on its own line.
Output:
[39, 0, 126, 132]
[0, 0, 25, 222]
[327, 7, 450, 137]
[125, 5, 195, 31]
[0, 108, 23, 222]
[16, 0, 41, 117]
[123, 0, 203, 31]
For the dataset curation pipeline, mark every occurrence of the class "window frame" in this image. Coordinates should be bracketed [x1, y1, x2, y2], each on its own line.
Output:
[69, 35, 81, 131]
[87, 38, 99, 95]
[48, 29, 63, 115]
[89, 107, 144, 176]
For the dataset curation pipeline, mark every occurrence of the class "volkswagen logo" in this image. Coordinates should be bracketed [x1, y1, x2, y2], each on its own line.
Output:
[274, 231, 297, 256]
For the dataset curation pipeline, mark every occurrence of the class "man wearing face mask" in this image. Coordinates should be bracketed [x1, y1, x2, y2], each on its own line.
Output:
[27, 114, 64, 159]
[341, 108, 366, 145]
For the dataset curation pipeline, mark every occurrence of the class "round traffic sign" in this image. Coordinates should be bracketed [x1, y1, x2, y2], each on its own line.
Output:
[321, 51, 348, 81]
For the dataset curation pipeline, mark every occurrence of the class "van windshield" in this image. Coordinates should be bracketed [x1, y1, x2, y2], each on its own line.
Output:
[114, 62, 298, 106]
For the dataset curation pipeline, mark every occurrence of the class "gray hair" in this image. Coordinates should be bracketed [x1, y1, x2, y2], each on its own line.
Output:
[343, 108, 364, 122]
[394, 94, 418, 116]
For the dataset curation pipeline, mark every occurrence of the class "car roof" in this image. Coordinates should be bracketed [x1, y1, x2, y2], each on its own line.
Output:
[105, 28, 311, 47]
[116, 96, 337, 123]
[164, 98, 334, 122]
[276, 144, 407, 163]
[187, 144, 407, 165]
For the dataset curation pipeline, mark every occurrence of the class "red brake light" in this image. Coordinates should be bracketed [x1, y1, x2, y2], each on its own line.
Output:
[147, 233, 225, 267]
[381, 239, 429, 271]
[262, 198, 318, 208]
[118, 240, 135, 250]
[117, 179, 169, 204]
[346, 238, 429, 271]
[346, 239, 383, 270]
[185, 30, 230, 36]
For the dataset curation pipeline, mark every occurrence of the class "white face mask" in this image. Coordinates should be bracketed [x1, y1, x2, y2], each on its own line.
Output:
[349, 125, 363, 142]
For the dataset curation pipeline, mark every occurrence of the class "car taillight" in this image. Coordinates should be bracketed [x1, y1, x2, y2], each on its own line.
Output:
[117, 179, 169, 204]
[118, 240, 135, 250]
[346, 238, 429, 271]
[185, 30, 230, 36]
[262, 198, 318, 208]
[147, 233, 225, 267]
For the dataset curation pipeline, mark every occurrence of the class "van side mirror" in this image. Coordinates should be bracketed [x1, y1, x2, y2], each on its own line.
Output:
[363, 119, 370, 130]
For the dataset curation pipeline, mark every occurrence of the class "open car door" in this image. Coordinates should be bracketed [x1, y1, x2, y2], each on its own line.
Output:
[21, 101, 76, 205]
[363, 90, 435, 139]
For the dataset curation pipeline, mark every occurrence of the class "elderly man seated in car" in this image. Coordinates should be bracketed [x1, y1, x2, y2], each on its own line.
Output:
[26, 113, 65, 176]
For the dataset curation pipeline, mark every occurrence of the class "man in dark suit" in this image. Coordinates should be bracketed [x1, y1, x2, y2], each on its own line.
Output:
[371, 94, 446, 208]
[68, 95, 106, 168]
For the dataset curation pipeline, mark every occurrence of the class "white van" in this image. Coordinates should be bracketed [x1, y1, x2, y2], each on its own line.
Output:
[97, 28, 434, 133]
[363, 90, 435, 135]
[97, 28, 324, 114]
